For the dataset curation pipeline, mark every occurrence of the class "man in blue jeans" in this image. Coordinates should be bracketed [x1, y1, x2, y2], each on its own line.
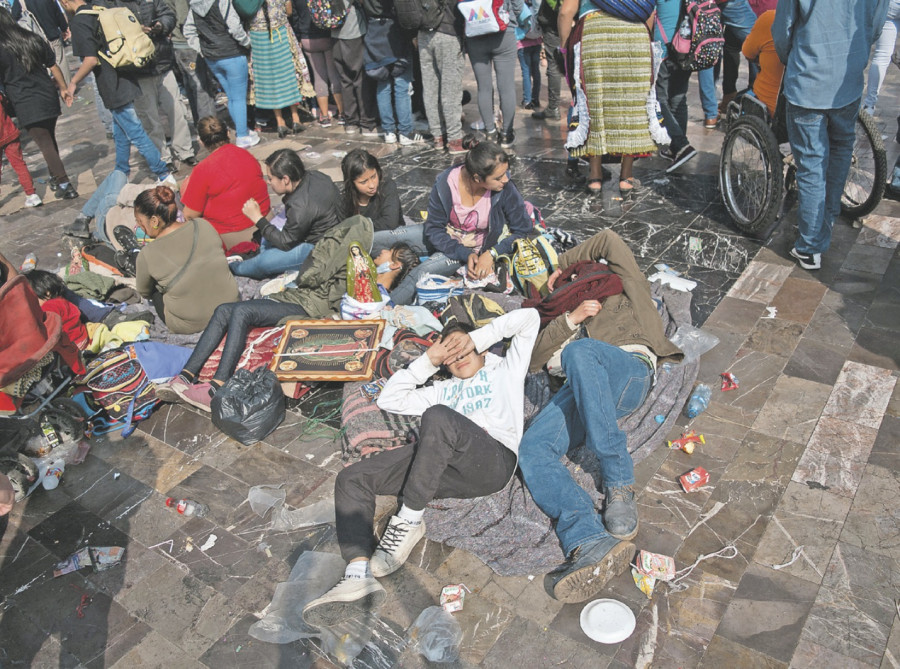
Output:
[773, 0, 889, 270]
[62, 0, 175, 238]
[518, 230, 683, 603]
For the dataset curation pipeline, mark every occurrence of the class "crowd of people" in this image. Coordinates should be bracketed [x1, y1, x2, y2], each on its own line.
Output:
[0, 0, 898, 635]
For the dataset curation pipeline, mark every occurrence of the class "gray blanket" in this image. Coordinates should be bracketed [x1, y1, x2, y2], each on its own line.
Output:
[422, 282, 699, 576]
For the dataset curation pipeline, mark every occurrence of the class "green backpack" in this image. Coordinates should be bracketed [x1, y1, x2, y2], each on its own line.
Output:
[499, 233, 559, 300]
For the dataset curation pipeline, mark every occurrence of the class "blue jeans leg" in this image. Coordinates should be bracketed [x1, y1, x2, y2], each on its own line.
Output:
[518, 339, 650, 556]
[393, 69, 414, 136]
[375, 78, 397, 134]
[230, 241, 314, 279]
[82, 169, 129, 243]
[787, 99, 859, 255]
[208, 55, 249, 138]
[372, 223, 431, 256]
[111, 104, 168, 178]
[656, 59, 691, 151]
[698, 67, 718, 119]
[518, 47, 532, 104]
[527, 45, 541, 104]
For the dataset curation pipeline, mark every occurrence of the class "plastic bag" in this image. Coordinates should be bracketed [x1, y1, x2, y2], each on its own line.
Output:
[670, 324, 720, 363]
[406, 606, 462, 663]
[211, 368, 285, 445]
[248, 484, 286, 517]
[271, 498, 336, 531]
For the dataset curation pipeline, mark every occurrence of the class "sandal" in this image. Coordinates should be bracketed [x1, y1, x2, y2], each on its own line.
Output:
[585, 178, 603, 196]
[618, 177, 642, 195]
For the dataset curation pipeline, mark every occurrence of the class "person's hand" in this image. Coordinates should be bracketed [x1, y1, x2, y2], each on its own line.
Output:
[61, 89, 74, 107]
[63, 29, 71, 41]
[466, 252, 479, 276]
[242, 198, 262, 222]
[0, 472, 15, 517]
[426, 333, 475, 366]
[472, 251, 494, 280]
[66, 81, 76, 100]
[142, 25, 152, 33]
[569, 299, 602, 325]
[546, 268, 562, 292]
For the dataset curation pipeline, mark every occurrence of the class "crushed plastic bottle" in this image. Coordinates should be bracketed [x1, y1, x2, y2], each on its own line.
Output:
[42, 460, 65, 490]
[684, 383, 712, 419]
[165, 497, 209, 517]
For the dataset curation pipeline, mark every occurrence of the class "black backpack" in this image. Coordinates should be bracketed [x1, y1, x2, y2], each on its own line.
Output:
[394, 0, 444, 31]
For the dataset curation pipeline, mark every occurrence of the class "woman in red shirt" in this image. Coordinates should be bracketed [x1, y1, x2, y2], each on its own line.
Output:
[181, 116, 271, 250]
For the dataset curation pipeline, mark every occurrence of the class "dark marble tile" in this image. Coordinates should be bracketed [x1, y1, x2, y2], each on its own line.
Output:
[59, 455, 155, 522]
[703, 297, 768, 335]
[849, 326, 900, 371]
[716, 563, 819, 662]
[784, 338, 852, 387]
[842, 244, 895, 275]
[717, 348, 788, 417]
[868, 415, 900, 470]
[137, 403, 233, 456]
[700, 634, 788, 668]
[0, 605, 83, 668]
[482, 616, 609, 669]
[161, 465, 252, 527]
[27, 501, 131, 560]
[0, 533, 58, 598]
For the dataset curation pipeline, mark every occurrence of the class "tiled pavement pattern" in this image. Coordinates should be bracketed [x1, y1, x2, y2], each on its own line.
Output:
[1, 55, 898, 668]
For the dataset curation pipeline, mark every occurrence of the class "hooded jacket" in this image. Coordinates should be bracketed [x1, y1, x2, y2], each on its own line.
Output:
[183, 0, 249, 60]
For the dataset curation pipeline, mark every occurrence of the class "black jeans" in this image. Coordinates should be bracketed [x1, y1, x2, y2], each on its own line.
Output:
[656, 58, 692, 152]
[182, 299, 307, 383]
[335, 404, 517, 561]
[333, 36, 377, 130]
[25, 117, 68, 183]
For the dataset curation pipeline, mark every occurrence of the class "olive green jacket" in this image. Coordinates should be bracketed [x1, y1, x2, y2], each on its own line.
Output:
[529, 230, 684, 372]
[269, 215, 374, 318]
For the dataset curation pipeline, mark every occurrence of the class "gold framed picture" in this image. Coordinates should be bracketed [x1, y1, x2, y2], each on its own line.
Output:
[270, 319, 385, 381]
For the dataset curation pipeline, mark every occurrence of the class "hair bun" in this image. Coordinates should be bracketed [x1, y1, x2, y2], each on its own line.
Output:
[461, 133, 480, 151]
[155, 185, 176, 204]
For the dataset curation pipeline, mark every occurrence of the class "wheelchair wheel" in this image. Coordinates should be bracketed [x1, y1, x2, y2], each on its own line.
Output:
[841, 110, 887, 219]
[719, 115, 783, 235]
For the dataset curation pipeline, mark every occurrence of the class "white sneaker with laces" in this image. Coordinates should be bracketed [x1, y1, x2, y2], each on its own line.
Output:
[302, 576, 386, 627]
[156, 174, 179, 189]
[236, 133, 260, 149]
[24, 194, 43, 208]
[369, 515, 426, 577]
[399, 133, 424, 146]
[384, 132, 398, 144]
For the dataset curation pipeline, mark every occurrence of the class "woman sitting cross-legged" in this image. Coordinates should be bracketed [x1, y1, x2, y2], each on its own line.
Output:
[301, 308, 540, 627]
[229, 148, 343, 280]
[371, 136, 533, 305]
[156, 216, 419, 410]
[134, 186, 240, 335]
[337, 148, 402, 232]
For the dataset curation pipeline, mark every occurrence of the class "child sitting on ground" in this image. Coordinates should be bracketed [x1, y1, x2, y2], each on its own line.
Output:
[25, 270, 89, 350]
[301, 308, 540, 627]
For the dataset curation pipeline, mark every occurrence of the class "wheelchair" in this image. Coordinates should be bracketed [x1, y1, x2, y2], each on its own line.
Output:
[718, 92, 887, 237]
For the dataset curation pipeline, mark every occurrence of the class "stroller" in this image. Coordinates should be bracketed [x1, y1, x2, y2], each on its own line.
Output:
[0, 275, 88, 501]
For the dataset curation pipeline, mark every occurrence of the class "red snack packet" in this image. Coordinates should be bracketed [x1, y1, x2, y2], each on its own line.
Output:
[680, 467, 709, 493]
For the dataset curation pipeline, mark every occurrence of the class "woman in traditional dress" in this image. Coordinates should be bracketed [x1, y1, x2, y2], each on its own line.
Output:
[248, 0, 315, 138]
[558, 0, 657, 196]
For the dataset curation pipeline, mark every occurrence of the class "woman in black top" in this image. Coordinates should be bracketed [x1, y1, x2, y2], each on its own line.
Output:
[338, 148, 401, 231]
[0, 8, 77, 199]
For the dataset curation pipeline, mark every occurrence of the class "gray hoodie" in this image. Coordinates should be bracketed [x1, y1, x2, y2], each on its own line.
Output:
[183, 0, 249, 57]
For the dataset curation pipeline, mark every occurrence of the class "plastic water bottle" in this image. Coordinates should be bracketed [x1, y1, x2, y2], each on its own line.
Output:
[166, 497, 209, 517]
[684, 383, 712, 419]
[20, 253, 37, 273]
[42, 460, 65, 490]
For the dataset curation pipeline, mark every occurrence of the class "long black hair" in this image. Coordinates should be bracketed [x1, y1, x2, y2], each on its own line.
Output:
[341, 148, 384, 215]
[0, 8, 49, 75]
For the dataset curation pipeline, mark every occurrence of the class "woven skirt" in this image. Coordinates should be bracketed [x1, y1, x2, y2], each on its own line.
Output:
[249, 25, 309, 109]
[574, 11, 656, 158]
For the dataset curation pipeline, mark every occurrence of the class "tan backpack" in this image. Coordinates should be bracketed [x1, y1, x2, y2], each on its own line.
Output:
[82, 6, 156, 71]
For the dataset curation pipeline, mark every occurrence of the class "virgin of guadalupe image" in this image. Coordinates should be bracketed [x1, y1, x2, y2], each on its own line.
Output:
[346, 243, 382, 303]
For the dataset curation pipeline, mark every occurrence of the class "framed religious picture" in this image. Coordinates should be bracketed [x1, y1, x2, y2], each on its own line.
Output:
[270, 319, 386, 382]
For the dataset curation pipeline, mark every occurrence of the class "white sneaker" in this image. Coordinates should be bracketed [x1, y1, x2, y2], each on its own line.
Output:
[470, 119, 486, 131]
[260, 271, 299, 296]
[384, 132, 398, 144]
[302, 576, 386, 628]
[369, 515, 426, 577]
[156, 174, 178, 190]
[24, 194, 43, 208]
[399, 133, 424, 146]
[236, 133, 260, 149]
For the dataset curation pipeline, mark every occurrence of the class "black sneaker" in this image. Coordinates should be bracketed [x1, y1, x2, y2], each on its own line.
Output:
[789, 247, 821, 270]
[666, 144, 698, 173]
[61, 183, 79, 200]
[533, 107, 560, 121]
[659, 145, 675, 161]
[548, 536, 635, 603]
[498, 130, 515, 148]
[181, 156, 199, 167]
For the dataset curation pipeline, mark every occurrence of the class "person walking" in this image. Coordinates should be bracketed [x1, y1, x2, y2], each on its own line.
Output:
[248, 0, 314, 137]
[773, 0, 890, 270]
[0, 7, 77, 200]
[184, 0, 259, 148]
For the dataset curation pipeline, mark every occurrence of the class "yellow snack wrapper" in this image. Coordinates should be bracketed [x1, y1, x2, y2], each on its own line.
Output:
[632, 567, 657, 598]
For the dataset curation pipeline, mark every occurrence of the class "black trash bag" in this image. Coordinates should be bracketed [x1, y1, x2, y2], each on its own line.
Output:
[211, 368, 285, 445]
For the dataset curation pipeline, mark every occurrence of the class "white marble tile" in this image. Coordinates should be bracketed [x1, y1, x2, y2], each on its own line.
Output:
[822, 361, 897, 430]
[856, 214, 900, 249]
[726, 261, 794, 304]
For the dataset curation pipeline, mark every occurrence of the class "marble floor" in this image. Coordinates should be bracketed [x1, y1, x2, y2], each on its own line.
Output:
[0, 54, 898, 668]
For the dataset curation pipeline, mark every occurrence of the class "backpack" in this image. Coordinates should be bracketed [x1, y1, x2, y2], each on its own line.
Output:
[521, 260, 624, 326]
[79, 346, 160, 438]
[309, 0, 349, 29]
[588, 0, 654, 22]
[83, 6, 156, 71]
[372, 328, 439, 379]
[233, 0, 266, 19]
[17, 0, 49, 42]
[499, 233, 559, 300]
[665, 0, 724, 72]
[440, 293, 506, 329]
[457, 0, 508, 37]
[394, 0, 444, 31]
